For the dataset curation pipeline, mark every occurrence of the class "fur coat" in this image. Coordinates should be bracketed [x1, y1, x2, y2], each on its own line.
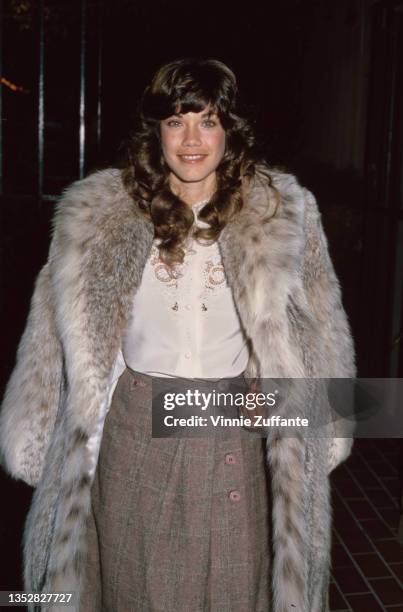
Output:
[0, 164, 356, 612]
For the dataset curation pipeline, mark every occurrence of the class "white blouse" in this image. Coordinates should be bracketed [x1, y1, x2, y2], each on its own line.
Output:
[86, 199, 251, 476]
[122, 198, 250, 380]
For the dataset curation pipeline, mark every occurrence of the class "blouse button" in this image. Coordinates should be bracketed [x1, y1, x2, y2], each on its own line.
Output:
[229, 490, 241, 502]
[225, 453, 236, 465]
[185, 304, 192, 310]
[185, 352, 191, 359]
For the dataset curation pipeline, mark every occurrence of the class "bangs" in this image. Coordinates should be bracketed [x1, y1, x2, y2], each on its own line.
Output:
[174, 95, 216, 116]
[149, 91, 220, 121]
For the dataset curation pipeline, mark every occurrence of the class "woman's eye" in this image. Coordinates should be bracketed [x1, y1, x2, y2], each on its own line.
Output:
[203, 120, 216, 127]
[166, 120, 181, 127]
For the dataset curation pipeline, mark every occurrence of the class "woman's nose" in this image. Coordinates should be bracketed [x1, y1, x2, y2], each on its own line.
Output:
[182, 125, 201, 146]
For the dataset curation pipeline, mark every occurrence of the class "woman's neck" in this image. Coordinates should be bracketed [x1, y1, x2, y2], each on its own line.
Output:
[169, 172, 216, 207]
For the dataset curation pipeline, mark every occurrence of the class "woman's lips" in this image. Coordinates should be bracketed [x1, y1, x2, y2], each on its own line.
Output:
[178, 154, 207, 164]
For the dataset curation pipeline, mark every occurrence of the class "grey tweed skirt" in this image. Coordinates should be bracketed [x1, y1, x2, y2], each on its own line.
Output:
[80, 367, 271, 612]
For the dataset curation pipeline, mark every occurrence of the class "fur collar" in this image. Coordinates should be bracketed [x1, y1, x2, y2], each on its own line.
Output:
[49, 163, 309, 423]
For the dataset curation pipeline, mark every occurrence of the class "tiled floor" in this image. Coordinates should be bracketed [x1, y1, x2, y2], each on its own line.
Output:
[329, 439, 403, 611]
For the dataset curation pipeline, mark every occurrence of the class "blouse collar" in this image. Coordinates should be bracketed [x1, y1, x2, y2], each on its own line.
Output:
[191, 197, 210, 211]
[191, 198, 210, 228]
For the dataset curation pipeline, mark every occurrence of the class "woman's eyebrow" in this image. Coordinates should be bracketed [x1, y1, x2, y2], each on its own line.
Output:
[170, 110, 217, 118]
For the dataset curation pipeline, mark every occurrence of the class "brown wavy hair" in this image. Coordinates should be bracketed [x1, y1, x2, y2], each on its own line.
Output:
[122, 57, 280, 267]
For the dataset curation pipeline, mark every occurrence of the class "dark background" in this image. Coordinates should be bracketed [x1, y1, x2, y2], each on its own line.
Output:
[0, 0, 402, 601]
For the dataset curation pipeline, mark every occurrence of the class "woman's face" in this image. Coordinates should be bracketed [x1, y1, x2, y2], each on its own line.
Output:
[160, 106, 226, 188]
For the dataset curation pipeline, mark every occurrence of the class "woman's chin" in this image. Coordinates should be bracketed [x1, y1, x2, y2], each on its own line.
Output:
[171, 166, 217, 184]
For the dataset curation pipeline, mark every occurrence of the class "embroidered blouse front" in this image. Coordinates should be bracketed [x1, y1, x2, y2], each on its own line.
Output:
[122, 198, 250, 379]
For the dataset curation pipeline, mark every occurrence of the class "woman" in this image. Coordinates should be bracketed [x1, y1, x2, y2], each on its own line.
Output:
[0, 58, 356, 611]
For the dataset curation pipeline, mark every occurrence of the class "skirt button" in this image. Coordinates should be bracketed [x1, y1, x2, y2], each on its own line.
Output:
[225, 453, 236, 465]
[229, 490, 241, 502]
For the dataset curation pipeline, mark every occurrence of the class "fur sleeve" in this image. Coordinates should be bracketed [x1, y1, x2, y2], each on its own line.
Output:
[302, 188, 357, 472]
[0, 260, 63, 487]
